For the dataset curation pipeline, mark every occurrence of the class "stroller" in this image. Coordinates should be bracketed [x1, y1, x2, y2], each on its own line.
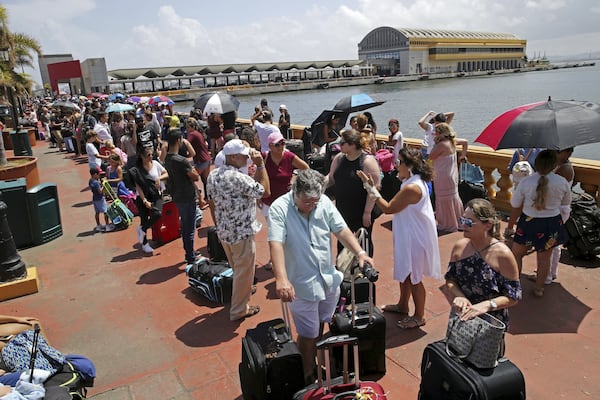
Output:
[102, 179, 134, 229]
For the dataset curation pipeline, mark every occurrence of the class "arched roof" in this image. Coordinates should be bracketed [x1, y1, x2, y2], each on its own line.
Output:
[108, 59, 364, 80]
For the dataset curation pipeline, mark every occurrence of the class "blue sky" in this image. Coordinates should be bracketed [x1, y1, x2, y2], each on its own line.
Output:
[4, 0, 600, 86]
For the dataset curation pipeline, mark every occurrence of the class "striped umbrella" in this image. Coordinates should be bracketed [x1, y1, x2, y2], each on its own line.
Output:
[148, 95, 174, 106]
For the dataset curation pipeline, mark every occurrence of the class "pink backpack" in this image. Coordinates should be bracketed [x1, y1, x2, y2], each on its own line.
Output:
[376, 148, 395, 173]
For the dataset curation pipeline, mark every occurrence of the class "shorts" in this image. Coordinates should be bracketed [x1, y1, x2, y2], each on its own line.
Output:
[513, 213, 568, 252]
[289, 287, 340, 339]
[194, 160, 210, 170]
[93, 198, 107, 214]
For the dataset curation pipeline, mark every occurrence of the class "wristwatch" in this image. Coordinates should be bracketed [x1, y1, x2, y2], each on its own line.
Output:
[489, 299, 498, 310]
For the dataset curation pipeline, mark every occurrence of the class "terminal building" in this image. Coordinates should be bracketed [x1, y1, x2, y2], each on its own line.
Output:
[358, 27, 527, 76]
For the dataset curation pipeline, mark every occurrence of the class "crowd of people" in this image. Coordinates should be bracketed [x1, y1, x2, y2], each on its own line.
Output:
[7, 93, 578, 385]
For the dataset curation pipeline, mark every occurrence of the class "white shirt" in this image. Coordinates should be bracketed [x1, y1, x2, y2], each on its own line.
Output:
[392, 131, 404, 160]
[253, 120, 281, 153]
[94, 122, 112, 142]
[421, 122, 435, 154]
[510, 172, 571, 218]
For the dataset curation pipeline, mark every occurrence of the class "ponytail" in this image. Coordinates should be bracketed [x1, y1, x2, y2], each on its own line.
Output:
[533, 175, 548, 210]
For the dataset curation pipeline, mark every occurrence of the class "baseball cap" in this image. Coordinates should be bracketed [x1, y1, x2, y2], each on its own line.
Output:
[268, 131, 285, 145]
[223, 139, 250, 156]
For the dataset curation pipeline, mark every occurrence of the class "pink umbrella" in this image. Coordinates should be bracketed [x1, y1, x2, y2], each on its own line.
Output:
[148, 95, 174, 106]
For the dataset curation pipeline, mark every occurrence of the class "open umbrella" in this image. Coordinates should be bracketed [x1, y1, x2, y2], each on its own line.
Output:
[310, 109, 349, 131]
[193, 92, 240, 115]
[127, 96, 142, 104]
[51, 100, 80, 111]
[106, 103, 134, 113]
[108, 93, 125, 102]
[88, 92, 108, 99]
[333, 93, 385, 113]
[148, 95, 174, 106]
[475, 98, 600, 150]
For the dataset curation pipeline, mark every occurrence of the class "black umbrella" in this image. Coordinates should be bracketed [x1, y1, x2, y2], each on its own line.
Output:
[193, 92, 240, 115]
[333, 93, 385, 113]
[475, 98, 600, 150]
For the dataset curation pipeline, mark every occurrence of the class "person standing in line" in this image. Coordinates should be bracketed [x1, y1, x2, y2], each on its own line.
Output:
[278, 105, 291, 139]
[547, 147, 575, 284]
[504, 150, 571, 297]
[89, 167, 115, 233]
[269, 169, 375, 383]
[418, 110, 454, 160]
[207, 139, 270, 321]
[251, 110, 280, 153]
[260, 98, 273, 116]
[387, 118, 403, 160]
[185, 118, 211, 208]
[429, 122, 468, 233]
[93, 111, 112, 144]
[131, 145, 168, 254]
[358, 147, 441, 329]
[164, 129, 201, 265]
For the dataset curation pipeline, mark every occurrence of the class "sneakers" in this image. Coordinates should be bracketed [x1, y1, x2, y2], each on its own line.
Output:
[136, 226, 145, 244]
[94, 225, 105, 232]
[141, 243, 154, 254]
[105, 224, 115, 232]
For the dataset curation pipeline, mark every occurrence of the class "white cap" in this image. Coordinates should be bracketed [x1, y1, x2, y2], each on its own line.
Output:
[512, 161, 533, 186]
[223, 139, 249, 156]
[279, 104, 287, 110]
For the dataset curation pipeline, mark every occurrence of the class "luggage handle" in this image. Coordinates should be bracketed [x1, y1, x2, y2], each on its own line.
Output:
[28, 324, 40, 383]
[316, 335, 360, 393]
[349, 228, 374, 327]
[280, 301, 293, 337]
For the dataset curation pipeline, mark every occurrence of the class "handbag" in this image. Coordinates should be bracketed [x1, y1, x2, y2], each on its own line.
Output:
[336, 228, 368, 280]
[458, 161, 488, 204]
[445, 309, 506, 369]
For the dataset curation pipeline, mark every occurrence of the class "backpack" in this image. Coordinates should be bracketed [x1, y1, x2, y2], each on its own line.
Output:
[0, 329, 64, 374]
[44, 359, 94, 399]
[375, 148, 395, 173]
[565, 192, 600, 259]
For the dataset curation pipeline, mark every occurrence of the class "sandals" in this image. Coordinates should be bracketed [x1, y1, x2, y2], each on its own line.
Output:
[382, 304, 409, 318]
[397, 316, 426, 329]
[532, 287, 544, 298]
[251, 285, 257, 295]
[232, 305, 261, 321]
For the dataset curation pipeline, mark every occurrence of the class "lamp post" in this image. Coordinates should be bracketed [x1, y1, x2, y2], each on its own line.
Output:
[0, 48, 21, 130]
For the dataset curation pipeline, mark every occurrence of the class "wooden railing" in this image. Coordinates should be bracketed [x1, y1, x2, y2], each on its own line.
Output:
[238, 119, 600, 210]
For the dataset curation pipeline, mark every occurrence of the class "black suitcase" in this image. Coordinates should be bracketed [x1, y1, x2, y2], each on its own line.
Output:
[207, 226, 227, 262]
[239, 303, 305, 400]
[329, 264, 386, 377]
[307, 153, 329, 175]
[337, 228, 377, 306]
[418, 340, 526, 400]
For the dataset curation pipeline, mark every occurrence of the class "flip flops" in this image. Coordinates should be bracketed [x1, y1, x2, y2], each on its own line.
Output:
[232, 305, 260, 321]
[397, 316, 426, 329]
[382, 304, 409, 318]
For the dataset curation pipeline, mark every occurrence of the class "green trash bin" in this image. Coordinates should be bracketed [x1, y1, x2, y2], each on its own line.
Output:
[10, 129, 33, 156]
[0, 178, 33, 248]
[26, 183, 62, 245]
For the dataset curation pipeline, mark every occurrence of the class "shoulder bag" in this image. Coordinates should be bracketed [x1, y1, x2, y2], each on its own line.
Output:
[445, 309, 505, 369]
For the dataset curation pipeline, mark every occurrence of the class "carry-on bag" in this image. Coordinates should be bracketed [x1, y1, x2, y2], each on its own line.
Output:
[207, 226, 228, 262]
[185, 257, 233, 304]
[418, 340, 526, 400]
[458, 161, 488, 205]
[101, 179, 133, 229]
[151, 200, 180, 244]
[293, 335, 387, 400]
[285, 139, 305, 161]
[239, 302, 305, 400]
[330, 259, 386, 377]
[337, 228, 377, 305]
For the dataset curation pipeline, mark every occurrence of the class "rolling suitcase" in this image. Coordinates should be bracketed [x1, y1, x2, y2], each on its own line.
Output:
[329, 260, 386, 377]
[101, 179, 134, 229]
[293, 335, 387, 400]
[207, 226, 228, 262]
[151, 200, 180, 244]
[185, 257, 233, 304]
[418, 340, 526, 400]
[337, 228, 377, 306]
[239, 302, 305, 400]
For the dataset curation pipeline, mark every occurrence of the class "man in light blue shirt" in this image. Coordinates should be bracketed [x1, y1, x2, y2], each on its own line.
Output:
[268, 169, 375, 383]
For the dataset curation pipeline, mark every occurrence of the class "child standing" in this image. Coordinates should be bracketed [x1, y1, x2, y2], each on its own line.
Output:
[89, 167, 115, 232]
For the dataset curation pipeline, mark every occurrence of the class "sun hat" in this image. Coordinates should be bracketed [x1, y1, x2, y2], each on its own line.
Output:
[223, 139, 250, 156]
[268, 131, 285, 145]
[279, 104, 287, 110]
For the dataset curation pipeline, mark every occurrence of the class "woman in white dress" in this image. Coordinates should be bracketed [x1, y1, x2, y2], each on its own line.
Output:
[358, 147, 441, 329]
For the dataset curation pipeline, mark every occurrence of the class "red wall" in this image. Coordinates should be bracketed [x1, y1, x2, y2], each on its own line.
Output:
[47, 61, 82, 94]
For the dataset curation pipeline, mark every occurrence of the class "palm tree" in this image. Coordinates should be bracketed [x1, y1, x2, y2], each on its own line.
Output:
[0, 4, 42, 166]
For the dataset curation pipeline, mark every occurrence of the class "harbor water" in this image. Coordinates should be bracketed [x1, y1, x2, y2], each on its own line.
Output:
[175, 61, 600, 160]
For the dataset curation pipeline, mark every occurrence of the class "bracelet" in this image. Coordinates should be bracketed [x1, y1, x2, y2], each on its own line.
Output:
[256, 165, 265, 170]
[357, 250, 367, 257]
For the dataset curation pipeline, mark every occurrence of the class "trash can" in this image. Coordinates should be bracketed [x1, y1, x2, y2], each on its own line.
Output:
[26, 183, 62, 245]
[0, 178, 33, 248]
[10, 129, 33, 156]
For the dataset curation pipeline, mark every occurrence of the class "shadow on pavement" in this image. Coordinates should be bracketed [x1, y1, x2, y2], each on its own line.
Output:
[559, 251, 600, 269]
[175, 307, 239, 347]
[136, 261, 186, 285]
[73, 200, 92, 208]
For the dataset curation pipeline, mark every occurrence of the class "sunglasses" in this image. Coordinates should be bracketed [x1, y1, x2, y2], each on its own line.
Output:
[458, 216, 478, 228]
[273, 141, 285, 147]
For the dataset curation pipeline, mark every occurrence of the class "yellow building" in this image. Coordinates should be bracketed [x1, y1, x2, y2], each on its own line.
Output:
[358, 27, 527, 75]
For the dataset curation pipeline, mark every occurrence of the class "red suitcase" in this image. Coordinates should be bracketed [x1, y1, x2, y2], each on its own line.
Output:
[293, 335, 387, 400]
[152, 200, 180, 244]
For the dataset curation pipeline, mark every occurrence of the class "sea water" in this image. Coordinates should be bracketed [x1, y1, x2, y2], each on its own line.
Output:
[175, 61, 600, 160]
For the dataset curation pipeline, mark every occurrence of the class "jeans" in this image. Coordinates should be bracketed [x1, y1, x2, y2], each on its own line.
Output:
[175, 200, 197, 264]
